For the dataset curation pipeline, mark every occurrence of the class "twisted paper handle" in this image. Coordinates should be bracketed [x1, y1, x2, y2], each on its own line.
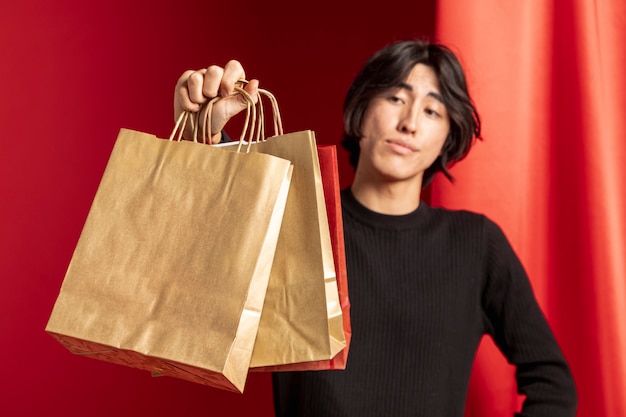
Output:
[169, 80, 283, 151]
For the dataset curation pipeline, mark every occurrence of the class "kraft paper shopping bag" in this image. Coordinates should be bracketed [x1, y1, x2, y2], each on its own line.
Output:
[215, 88, 348, 368]
[46, 98, 293, 392]
[253, 144, 351, 372]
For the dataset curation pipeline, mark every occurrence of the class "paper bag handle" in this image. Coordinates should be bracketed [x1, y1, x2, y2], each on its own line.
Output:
[199, 80, 284, 144]
[257, 88, 283, 139]
[201, 86, 258, 153]
[168, 83, 257, 153]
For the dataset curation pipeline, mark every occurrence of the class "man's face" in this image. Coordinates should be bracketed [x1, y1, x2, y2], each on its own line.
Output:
[356, 64, 450, 187]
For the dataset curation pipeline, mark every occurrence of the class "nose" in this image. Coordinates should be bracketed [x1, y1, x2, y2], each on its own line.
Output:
[398, 105, 419, 135]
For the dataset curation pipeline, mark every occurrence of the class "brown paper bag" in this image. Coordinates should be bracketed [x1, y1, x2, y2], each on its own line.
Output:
[252, 144, 351, 372]
[46, 113, 293, 392]
[216, 89, 346, 368]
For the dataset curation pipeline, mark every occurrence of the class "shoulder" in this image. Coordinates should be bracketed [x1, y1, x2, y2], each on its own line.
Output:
[425, 206, 516, 257]
[426, 205, 493, 234]
[427, 205, 486, 223]
[429, 205, 506, 234]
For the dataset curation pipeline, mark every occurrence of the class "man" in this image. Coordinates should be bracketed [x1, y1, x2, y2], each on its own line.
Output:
[174, 39, 577, 416]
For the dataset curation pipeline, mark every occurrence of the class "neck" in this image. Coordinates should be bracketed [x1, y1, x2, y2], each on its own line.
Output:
[351, 176, 423, 215]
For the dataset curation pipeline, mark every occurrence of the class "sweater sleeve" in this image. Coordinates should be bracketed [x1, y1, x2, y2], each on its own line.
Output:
[481, 219, 577, 416]
[220, 130, 231, 143]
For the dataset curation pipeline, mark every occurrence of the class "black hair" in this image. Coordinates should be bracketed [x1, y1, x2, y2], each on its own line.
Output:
[341, 39, 481, 187]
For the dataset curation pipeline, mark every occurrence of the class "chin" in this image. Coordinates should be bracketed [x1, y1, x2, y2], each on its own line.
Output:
[378, 169, 422, 184]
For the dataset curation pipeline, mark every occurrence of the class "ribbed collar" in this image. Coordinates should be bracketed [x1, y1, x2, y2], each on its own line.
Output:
[340, 187, 431, 230]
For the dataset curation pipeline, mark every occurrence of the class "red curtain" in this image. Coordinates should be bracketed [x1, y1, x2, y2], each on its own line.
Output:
[432, 1, 626, 416]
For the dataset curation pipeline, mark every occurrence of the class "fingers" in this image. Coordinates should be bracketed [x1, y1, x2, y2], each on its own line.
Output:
[174, 60, 260, 142]
[175, 60, 250, 112]
[175, 70, 200, 114]
[243, 79, 260, 104]
[208, 60, 246, 98]
[189, 60, 247, 105]
[209, 79, 260, 130]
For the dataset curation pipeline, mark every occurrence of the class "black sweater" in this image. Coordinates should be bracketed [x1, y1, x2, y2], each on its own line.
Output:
[272, 189, 577, 417]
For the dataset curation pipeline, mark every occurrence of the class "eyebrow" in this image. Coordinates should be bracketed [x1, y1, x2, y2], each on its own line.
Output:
[397, 82, 445, 104]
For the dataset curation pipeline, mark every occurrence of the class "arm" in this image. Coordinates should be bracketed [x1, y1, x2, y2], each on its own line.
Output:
[482, 220, 577, 416]
[174, 60, 259, 143]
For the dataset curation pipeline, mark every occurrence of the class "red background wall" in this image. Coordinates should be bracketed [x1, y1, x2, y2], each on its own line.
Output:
[0, 2, 437, 416]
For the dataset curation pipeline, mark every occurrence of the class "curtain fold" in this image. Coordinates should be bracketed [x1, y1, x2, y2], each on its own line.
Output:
[433, 1, 626, 416]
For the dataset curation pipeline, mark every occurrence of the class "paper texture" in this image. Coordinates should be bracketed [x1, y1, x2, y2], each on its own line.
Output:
[219, 131, 346, 367]
[252, 144, 351, 371]
[46, 128, 292, 392]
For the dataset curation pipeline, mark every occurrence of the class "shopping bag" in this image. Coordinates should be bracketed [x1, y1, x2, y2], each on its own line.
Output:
[253, 144, 351, 371]
[215, 88, 348, 368]
[314, 145, 351, 369]
[45, 100, 293, 393]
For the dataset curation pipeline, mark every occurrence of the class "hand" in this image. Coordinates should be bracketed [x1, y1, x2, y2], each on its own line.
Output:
[174, 60, 259, 143]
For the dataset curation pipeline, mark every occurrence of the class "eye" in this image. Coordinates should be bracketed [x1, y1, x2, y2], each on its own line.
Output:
[425, 108, 441, 117]
[387, 95, 404, 104]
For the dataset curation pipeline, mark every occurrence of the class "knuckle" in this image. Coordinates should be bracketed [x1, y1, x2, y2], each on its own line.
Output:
[187, 71, 205, 86]
[205, 65, 223, 78]
[225, 59, 242, 69]
[177, 70, 195, 86]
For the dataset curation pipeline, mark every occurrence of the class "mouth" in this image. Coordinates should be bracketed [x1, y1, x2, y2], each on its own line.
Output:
[385, 139, 418, 154]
